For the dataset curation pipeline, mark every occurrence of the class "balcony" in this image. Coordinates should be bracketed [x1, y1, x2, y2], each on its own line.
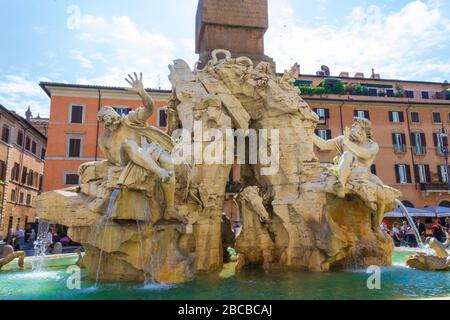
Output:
[420, 183, 450, 193]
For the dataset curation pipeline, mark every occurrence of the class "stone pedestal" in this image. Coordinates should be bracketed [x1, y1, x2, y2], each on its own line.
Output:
[196, 0, 272, 67]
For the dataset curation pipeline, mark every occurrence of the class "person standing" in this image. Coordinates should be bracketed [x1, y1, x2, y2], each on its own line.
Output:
[415, 218, 426, 242]
[391, 222, 402, 247]
[14, 226, 24, 251]
[3, 228, 15, 247]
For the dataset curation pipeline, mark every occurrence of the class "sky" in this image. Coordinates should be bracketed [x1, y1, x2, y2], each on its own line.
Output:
[0, 0, 449, 118]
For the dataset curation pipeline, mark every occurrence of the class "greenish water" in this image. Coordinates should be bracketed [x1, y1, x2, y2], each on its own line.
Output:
[0, 250, 448, 300]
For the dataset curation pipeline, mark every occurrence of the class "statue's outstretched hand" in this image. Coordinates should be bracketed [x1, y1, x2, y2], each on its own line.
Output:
[125, 72, 145, 95]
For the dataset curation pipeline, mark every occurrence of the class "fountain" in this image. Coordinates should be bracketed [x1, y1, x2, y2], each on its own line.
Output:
[32, 219, 51, 271]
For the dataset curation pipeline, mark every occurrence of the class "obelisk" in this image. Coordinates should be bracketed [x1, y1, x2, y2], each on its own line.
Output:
[195, 0, 272, 67]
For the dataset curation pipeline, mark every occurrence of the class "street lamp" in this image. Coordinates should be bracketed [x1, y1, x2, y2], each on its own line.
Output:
[439, 123, 450, 190]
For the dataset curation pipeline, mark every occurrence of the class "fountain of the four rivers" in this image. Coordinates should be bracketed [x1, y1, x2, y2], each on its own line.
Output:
[0, 0, 448, 300]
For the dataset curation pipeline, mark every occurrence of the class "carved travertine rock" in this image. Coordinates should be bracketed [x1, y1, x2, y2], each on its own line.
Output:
[406, 232, 450, 271]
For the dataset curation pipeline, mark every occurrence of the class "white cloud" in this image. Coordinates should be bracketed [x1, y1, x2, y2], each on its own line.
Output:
[0, 75, 51, 118]
[71, 14, 196, 89]
[266, 0, 450, 81]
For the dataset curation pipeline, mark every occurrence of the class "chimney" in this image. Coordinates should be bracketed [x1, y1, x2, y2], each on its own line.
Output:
[354, 72, 364, 79]
[371, 73, 381, 80]
[339, 71, 349, 78]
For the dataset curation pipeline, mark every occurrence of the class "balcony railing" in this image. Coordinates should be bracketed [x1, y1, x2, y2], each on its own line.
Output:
[420, 183, 450, 192]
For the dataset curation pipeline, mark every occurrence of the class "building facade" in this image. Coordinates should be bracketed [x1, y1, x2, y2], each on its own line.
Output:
[297, 72, 450, 208]
[0, 104, 47, 239]
[39, 83, 171, 192]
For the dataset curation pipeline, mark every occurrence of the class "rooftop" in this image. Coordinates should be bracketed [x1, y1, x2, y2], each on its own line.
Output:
[39, 82, 172, 98]
[0, 104, 48, 141]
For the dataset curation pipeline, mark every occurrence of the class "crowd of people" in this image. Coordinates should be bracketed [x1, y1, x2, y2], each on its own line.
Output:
[381, 217, 450, 248]
[2, 225, 73, 253]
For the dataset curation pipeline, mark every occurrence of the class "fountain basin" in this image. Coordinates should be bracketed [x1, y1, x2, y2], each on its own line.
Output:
[0, 250, 448, 300]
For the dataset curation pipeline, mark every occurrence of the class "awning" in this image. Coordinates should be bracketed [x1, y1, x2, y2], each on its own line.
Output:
[423, 206, 450, 218]
[384, 207, 437, 218]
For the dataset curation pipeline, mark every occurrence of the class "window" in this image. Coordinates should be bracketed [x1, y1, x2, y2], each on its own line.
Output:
[411, 132, 426, 155]
[39, 175, 44, 191]
[315, 129, 332, 141]
[19, 192, 24, 204]
[158, 109, 168, 128]
[113, 107, 132, 117]
[368, 89, 377, 96]
[414, 164, 431, 184]
[7, 216, 13, 230]
[370, 164, 377, 175]
[1, 125, 10, 143]
[21, 167, 28, 184]
[34, 172, 39, 188]
[313, 108, 330, 125]
[392, 133, 406, 153]
[65, 173, 80, 185]
[25, 136, 31, 151]
[10, 189, 16, 202]
[422, 91, 429, 99]
[11, 163, 20, 181]
[395, 164, 412, 184]
[410, 112, 420, 123]
[405, 90, 415, 98]
[26, 194, 31, 206]
[31, 141, 37, 154]
[386, 89, 395, 97]
[68, 138, 82, 158]
[41, 148, 46, 160]
[27, 169, 34, 186]
[438, 165, 449, 183]
[433, 112, 442, 123]
[354, 110, 370, 120]
[16, 130, 24, 146]
[434, 132, 448, 155]
[70, 105, 84, 124]
[389, 111, 404, 123]
[0, 161, 6, 181]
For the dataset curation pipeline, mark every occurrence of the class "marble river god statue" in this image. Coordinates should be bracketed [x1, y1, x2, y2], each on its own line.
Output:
[36, 49, 401, 283]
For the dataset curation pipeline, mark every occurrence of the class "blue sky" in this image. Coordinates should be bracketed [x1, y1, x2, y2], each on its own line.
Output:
[0, 0, 449, 118]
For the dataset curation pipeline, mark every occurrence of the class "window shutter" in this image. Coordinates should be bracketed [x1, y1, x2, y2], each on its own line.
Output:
[392, 133, 397, 145]
[411, 133, 416, 147]
[401, 133, 406, 146]
[365, 111, 370, 120]
[406, 165, 412, 183]
[313, 108, 317, 114]
[354, 110, 358, 117]
[399, 112, 405, 123]
[395, 165, 400, 183]
[433, 133, 438, 147]
[421, 133, 427, 147]
[325, 109, 330, 119]
[389, 112, 393, 122]
[314, 129, 319, 136]
[425, 165, 431, 183]
[438, 166, 443, 183]
[413, 165, 419, 183]
[327, 130, 332, 140]
[371, 164, 377, 175]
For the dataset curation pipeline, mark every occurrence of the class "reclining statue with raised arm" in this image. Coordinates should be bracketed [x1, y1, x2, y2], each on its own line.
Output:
[313, 117, 379, 199]
[79, 73, 178, 220]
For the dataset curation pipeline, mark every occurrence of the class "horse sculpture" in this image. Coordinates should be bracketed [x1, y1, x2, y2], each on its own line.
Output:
[235, 186, 275, 273]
